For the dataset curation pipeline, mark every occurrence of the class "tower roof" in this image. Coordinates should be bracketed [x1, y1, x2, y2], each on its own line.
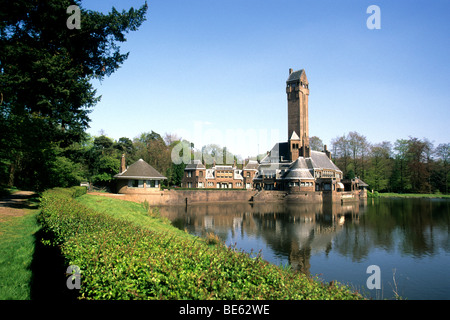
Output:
[287, 69, 306, 83]
[289, 131, 300, 140]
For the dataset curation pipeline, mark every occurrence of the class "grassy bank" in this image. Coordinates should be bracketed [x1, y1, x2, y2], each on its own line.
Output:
[368, 191, 450, 199]
[0, 192, 40, 299]
[38, 187, 363, 300]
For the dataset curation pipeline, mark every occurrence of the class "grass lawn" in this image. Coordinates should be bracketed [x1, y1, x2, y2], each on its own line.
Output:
[76, 194, 191, 239]
[378, 193, 450, 199]
[0, 200, 40, 299]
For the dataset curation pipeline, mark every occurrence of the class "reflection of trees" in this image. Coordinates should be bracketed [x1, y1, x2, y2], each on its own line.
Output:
[333, 198, 450, 260]
[159, 198, 450, 274]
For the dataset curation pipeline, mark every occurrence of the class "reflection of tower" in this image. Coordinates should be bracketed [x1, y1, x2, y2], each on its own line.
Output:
[287, 68, 310, 160]
[289, 239, 311, 275]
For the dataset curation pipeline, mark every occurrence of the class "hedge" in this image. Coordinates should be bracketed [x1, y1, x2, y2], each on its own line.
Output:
[38, 187, 363, 300]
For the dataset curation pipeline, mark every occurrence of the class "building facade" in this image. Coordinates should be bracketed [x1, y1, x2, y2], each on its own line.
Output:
[182, 68, 367, 197]
[114, 155, 167, 194]
[182, 159, 258, 189]
[253, 68, 346, 193]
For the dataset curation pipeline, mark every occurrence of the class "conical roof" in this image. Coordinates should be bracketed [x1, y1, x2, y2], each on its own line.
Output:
[114, 159, 167, 180]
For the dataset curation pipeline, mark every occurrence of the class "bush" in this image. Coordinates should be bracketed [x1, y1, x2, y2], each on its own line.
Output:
[367, 190, 379, 198]
[38, 188, 363, 300]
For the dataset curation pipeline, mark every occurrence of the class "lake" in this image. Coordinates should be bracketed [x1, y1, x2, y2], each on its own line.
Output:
[159, 198, 450, 300]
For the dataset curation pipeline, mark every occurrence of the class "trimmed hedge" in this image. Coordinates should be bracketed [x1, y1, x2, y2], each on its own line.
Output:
[38, 187, 363, 300]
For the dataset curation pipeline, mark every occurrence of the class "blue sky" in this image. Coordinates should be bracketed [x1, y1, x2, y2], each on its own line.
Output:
[82, 0, 450, 158]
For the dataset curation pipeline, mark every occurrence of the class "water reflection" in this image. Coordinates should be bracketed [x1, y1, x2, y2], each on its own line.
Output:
[160, 198, 450, 299]
[161, 201, 366, 274]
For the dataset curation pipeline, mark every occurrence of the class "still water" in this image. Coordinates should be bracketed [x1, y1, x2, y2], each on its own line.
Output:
[159, 198, 450, 300]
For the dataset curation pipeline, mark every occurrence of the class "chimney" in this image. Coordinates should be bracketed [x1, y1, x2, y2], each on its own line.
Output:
[289, 68, 293, 75]
[323, 145, 331, 160]
[120, 154, 126, 173]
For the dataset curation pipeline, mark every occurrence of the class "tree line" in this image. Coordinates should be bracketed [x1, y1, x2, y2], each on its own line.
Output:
[318, 132, 449, 194]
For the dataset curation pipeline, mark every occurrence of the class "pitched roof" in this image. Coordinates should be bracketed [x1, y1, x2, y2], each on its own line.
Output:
[355, 177, 369, 187]
[287, 69, 305, 83]
[290, 131, 300, 140]
[309, 151, 342, 172]
[243, 160, 259, 170]
[185, 159, 206, 170]
[114, 159, 167, 180]
[260, 142, 290, 163]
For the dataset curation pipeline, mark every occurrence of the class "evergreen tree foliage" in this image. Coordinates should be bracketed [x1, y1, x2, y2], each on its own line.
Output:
[0, 0, 147, 190]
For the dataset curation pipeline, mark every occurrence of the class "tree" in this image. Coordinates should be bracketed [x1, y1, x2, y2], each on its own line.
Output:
[310, 136, 324, 151]
[87, 135, 121, 189]
[0, 0, 148, 190]
[346, 131, 370, 180]
[331, 134, 350, 178]
[366, 141, 393, 192]
[434, 143, 449, 194]
[390, 139, 411, 193]
[407, 137, 432, 193]
[134, 131, 171, 180]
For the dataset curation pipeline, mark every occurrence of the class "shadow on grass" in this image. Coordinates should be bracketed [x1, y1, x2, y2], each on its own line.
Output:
[0, 192, 40, 211]
[29, 228, 80, 301]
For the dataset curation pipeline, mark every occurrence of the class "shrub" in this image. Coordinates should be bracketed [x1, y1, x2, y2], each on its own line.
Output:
[38, 188, 363, 300]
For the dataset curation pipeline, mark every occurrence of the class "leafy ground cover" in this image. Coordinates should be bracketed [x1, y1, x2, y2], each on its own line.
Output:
[39, 187, 363, 300]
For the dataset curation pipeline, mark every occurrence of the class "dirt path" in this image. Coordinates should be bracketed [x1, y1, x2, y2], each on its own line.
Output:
[0, 191, 38, 220]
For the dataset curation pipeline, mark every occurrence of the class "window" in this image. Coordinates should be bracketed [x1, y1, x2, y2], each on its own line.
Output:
[187, 171, 192, 178]
[246, 172, 250, 178]
[129, 180, 142, 188]
[199, 171, 203, 177]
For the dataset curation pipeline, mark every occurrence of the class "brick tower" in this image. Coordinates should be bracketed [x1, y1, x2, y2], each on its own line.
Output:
[286, 68, 310, 160]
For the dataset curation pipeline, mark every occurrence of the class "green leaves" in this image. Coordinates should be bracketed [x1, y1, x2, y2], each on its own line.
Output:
[39, 188, 363, 300]
[0, 0, 148, 190]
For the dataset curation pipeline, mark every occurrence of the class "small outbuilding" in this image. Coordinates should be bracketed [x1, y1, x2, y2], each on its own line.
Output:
[114, 155, 167, 194]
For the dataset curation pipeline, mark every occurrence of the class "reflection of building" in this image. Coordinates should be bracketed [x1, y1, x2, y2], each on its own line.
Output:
[159, 201, 365, 275]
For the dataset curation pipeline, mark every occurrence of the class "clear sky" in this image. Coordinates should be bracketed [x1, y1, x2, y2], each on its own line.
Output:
[82, 0, 450, 159]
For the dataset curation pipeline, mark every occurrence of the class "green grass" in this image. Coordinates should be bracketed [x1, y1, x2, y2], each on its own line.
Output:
[76, 194, 190, 239]
[378, 193, 450, 199]
[0, 208, 40, 299]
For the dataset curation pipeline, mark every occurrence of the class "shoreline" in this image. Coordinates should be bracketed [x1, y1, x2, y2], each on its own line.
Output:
[377, 193, 450, 199]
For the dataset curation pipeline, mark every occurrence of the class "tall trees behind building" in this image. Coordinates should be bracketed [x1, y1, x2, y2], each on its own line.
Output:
[330, 132, 449, 194]
[51, 131, 191, 190]
[0, 130, 242, 191]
